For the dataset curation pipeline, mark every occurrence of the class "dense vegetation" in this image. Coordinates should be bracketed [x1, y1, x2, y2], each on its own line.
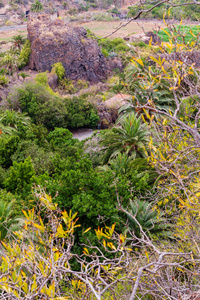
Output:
[1, 8, 200, 300]
[156, 25, 200, 42]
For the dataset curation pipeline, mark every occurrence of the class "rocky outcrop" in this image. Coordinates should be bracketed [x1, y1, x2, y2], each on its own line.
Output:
[144, 31, 161, 45]
[98, 94, 130, 128]
[27, 15, 111, 83]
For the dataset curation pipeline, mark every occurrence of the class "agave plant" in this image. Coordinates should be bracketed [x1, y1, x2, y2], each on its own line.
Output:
[100, 113, 149, 164]
[120, 59, 174, 120]
[126, 199, 170, 239]
[118, 82, 173, 121]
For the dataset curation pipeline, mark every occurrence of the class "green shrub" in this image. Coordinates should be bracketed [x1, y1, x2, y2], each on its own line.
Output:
[31, 0, 43, 12]
[7, 81, 67, 130]
[18, 72, 29, 81]
[93, 13, 118, 21]
[98, 37, 128, 54]
[35, 72, 48, 86]
[115, 43, 130, 52]
[59, 78, 78, 94]
[86, 29, 97, 39]
[101, 48, 109, 57]
[89, 109, 99, 128]
[47, 128, 73, 147]
[110, 37, 125, 47]
[35, 72, 57, 96]
[134, 41, 147, 48]
[0, 75, 9, 86]
[51, 62, 65, 82]
[78, 3, 89, 12]
[68, 8, 78, 15]
[90, 3, 97, 8]
[109, 7, 120, 14]
[64, 97, 99, 128]
[0, 166, 7, 188]
[63, 2, 68, 8]
[77, 79, 89, 90]
[18, 40, 31, 69]
[4, 157, 35, 193]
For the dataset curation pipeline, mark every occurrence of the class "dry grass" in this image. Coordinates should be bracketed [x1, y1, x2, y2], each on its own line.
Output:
[74, 20, 164, 38]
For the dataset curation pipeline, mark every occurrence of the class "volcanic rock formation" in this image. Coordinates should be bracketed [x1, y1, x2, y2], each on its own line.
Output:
[27, 15, 111, 83]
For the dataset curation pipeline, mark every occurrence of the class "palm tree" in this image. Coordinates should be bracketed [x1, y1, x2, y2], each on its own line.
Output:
[109, 153, 134, 175]
[0, 53, 19, 76]
[0, 123, 16, 137]
[0, 199, 23, 241]
[126, 199, 170, 239]
[11, 35, 26, 50]
[100, 113, 149, 164]
[0, 110, 31, 129]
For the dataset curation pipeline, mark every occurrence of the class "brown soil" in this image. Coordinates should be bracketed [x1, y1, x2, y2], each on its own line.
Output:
[74, 19, 164, 39]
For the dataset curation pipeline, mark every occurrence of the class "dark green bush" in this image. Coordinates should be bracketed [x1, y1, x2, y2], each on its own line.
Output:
[7, 82, 99, 130]
[4, 156, 35, 193]
[7, 82, 67, 130]
[64, 97, 99, 128]
[109, 7, 120, 14]
[98, 37, 128, 54]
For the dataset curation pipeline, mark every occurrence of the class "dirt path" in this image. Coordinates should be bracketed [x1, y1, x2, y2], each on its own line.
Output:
[0, 25, 27, 32]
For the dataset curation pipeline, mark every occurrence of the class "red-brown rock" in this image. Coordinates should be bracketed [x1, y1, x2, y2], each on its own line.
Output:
[27, 15, 110, 83]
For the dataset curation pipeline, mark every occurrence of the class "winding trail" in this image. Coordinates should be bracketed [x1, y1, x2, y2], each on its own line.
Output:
[0, 25, 27, 32]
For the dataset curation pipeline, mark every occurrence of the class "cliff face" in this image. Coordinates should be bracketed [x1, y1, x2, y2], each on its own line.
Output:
[27, 15, 110, 83]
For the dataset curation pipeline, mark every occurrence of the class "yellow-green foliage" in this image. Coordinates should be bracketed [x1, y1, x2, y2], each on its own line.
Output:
[59, 78, 78, 94]
[0, 75, 9, 86]
[18, 40, 31, 69]
[77, 79, 89, 90]
[35, 72, 48, 86]
[51, 62, 65, 82]
[35, 72, 58, 96]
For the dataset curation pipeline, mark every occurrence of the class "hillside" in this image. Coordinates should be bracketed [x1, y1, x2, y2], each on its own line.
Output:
[0, 0, 134, 26]
[1, 0, 200, 298]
